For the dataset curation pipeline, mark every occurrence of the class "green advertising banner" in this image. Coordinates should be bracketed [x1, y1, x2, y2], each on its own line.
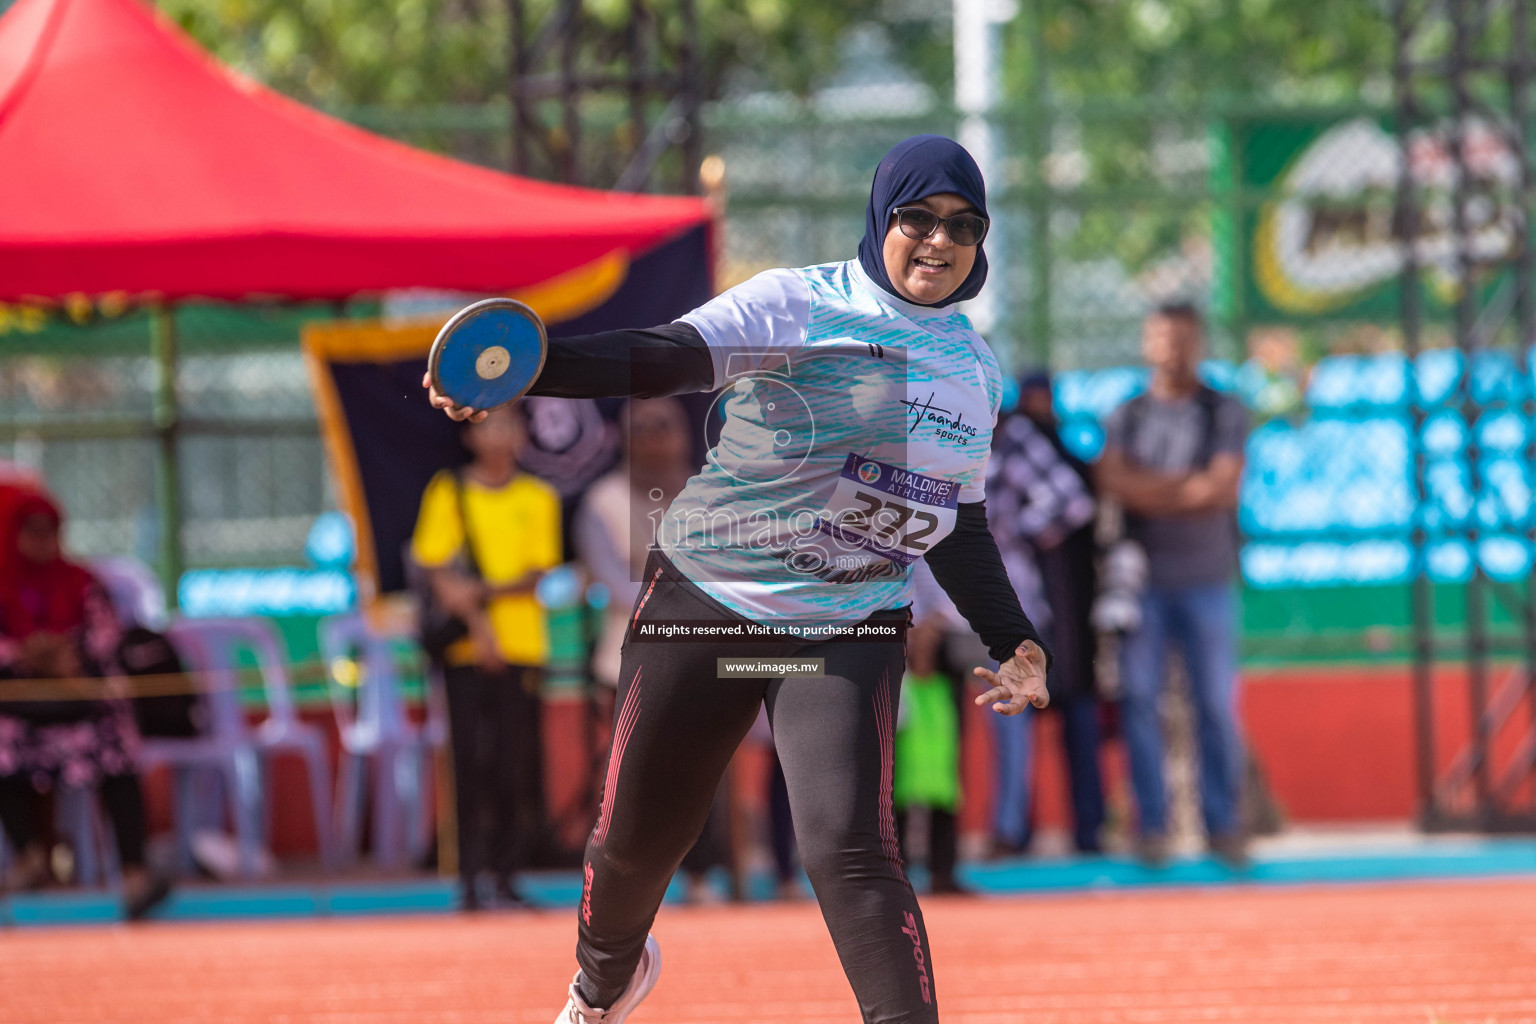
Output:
[1229, 112, 1522, 325]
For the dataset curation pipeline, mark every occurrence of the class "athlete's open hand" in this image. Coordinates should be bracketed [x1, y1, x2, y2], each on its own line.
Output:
[422, 372, 488, 423]
[973, 640, 1049, 715]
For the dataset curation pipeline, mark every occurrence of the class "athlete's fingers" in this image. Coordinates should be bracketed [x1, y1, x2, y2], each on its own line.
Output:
[429, 391, 484, 422]
[423, 374, 480, 420]
[423, 379, 462, 417]
[1026, 679, 1050, 710]
[976, 672, 1028, 713]
[972, 666, 999, 704]
[992, 691, 1028, 716]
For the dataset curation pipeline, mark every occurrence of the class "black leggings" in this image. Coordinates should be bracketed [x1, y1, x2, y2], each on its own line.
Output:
[0, 771, 148, 871]
[576, 551, 939, 1023]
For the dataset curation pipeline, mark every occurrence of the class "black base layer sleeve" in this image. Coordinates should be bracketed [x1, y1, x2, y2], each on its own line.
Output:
[923, 500, 1051, 667]
[527, 321, 714, 400]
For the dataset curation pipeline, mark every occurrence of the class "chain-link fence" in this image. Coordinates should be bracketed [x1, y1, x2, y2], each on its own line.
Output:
[708, 97, 1231, 371]
[1, 307, 339, 580]
[345, 94, 1268, 372]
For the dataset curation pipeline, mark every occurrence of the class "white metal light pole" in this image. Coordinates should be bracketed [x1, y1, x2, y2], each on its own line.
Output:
[953, 0, 1015, 340]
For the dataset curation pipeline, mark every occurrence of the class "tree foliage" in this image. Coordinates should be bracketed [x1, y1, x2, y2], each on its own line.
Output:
[156, 0, 1394, 119]
[998, 0, 1393, 283]
[1016, 0, 1391, 106]
[158, 0, 888, 108]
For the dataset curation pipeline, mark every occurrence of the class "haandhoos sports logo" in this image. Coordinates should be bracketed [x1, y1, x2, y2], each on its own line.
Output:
[896, 393, 979, 446]
[1254, 116, 1519, 315]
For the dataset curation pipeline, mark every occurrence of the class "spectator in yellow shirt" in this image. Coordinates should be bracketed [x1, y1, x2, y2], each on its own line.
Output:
[411, 405, 561, 909]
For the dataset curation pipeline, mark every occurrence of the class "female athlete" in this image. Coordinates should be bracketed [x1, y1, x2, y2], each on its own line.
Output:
[427, 135, 1050, 1024]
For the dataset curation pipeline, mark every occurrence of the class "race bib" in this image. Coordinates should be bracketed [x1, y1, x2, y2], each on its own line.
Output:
[815, 454, 961, 567]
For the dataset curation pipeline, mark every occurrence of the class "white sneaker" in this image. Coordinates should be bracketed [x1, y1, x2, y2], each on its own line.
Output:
[554, 934, 662, 1024]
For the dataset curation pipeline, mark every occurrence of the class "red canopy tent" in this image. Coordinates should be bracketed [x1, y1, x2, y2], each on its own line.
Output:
[0, 0, 710, 301]
[0, 0, 715, 598]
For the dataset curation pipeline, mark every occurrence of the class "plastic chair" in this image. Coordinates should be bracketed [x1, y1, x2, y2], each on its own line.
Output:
[179, 618, 333, 870]
[140, 619, 263, 878]
[319, 613, 432, 870]
[142, 618, 334, 877]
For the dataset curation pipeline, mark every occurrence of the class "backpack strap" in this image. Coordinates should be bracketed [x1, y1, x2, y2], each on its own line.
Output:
[1193, 386, 1244, 547]
[1193, 385, 1223, 469]
[451, 467, 484, 580]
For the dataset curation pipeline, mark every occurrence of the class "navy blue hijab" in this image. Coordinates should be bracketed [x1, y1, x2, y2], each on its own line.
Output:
[856, 135, 989, 307]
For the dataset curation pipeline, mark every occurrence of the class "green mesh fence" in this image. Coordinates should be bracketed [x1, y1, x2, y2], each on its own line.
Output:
[0, 306, 346, 573]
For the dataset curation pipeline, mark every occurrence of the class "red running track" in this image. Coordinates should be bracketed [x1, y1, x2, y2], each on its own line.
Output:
[3, 879, 1535, 1023]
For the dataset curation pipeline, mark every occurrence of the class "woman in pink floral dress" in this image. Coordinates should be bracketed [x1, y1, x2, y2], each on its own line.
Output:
[0, 481, 169, 918]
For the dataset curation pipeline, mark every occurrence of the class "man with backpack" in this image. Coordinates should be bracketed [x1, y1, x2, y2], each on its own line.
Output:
[1096, 302, 1249, 869]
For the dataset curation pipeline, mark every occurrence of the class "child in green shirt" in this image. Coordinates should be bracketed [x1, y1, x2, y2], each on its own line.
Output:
[895, 619, 967, 895]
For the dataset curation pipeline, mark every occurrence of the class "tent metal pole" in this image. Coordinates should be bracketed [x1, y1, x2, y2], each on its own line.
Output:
[559, 0, 580, 184]
[151, 305, 182, 608]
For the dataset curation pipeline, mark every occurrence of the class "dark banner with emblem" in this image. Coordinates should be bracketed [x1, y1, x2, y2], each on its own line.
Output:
[304, 224, 715, 597]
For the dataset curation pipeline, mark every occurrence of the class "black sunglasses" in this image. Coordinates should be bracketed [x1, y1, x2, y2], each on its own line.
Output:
[891, 206, 989, 247]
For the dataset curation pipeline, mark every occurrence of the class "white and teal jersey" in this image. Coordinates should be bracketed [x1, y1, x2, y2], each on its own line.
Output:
[661, 259, 1003, 626]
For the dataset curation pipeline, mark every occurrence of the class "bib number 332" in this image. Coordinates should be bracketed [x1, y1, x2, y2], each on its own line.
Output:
[815, 454, 960, 567]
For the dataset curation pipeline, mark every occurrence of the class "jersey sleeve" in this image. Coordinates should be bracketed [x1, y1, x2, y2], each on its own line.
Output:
[957, 449, 991, 505]
[676, 268, 812, 390]
[955, 338, 1004, 505]
[410, 471, 463, 569]
[978, 337, 1004, 421]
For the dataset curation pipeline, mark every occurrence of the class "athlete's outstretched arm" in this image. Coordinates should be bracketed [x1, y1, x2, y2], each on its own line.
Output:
[430, 269, 811, 420]
[426, 323, 715, 419]
[925, 501, 1051, 713]
[528, 322, 716, 399]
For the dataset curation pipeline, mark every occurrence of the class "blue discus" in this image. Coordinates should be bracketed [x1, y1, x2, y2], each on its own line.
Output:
[427, 298, 548, 412]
